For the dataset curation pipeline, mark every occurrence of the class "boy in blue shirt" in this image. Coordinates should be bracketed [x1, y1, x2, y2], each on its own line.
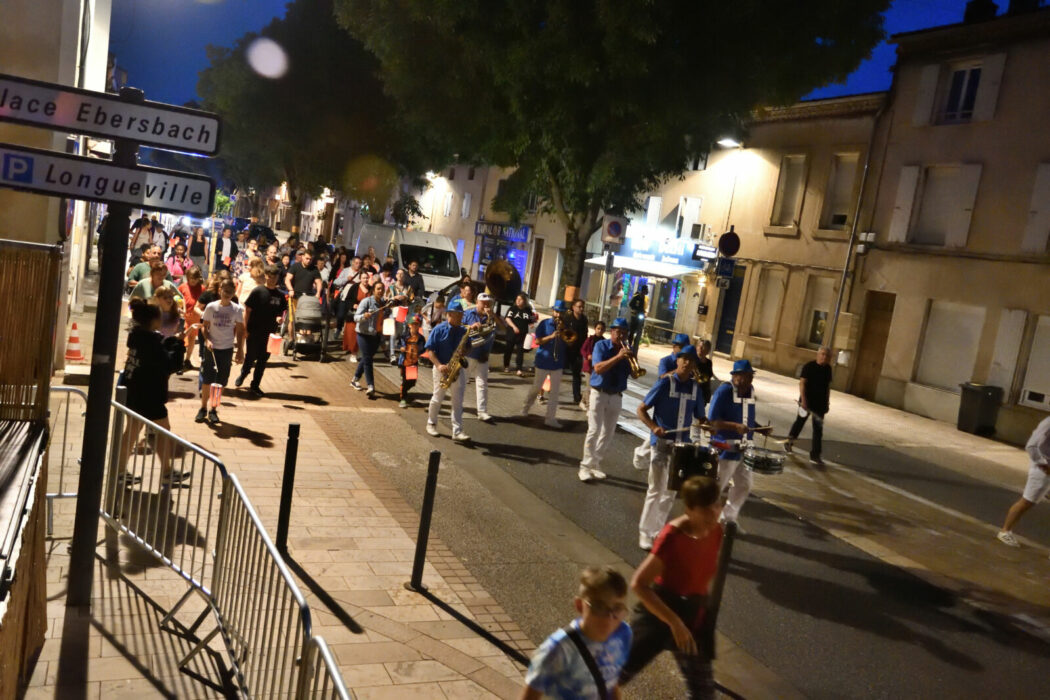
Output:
[521, 566, 632, 700]
[522, 300, 569, 429]
[423, 299, 470, 441]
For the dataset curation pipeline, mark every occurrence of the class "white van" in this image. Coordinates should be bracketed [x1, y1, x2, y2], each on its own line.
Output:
[354, 224, 463, 295]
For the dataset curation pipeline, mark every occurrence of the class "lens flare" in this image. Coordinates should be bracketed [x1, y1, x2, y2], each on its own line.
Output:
[246, 37, 288, 79]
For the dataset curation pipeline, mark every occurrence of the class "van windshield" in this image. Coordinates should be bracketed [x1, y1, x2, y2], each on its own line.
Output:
[400, 245, 460, 277]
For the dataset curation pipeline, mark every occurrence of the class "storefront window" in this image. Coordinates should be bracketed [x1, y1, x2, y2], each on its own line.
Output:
[473, 221, 532, 287]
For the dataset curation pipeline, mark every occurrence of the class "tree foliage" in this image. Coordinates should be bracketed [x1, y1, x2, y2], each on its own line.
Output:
[198, 0, 445, 225]
[336, 0, 889, 291]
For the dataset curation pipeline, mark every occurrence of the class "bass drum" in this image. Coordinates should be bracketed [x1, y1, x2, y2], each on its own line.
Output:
[667, 442, 718, 494]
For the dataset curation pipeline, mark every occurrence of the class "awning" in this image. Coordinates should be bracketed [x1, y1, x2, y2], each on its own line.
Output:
[584, 254, 700, 279]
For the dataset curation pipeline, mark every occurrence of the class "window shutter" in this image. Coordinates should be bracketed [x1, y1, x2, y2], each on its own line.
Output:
[945, 164, 982, 248]
[912, 64, 940, 126]
[461, 192, 472, 219]
[972, 52, 1006, 122]
[887, 166, 920, 242]
[987, 309, 1026, 392]
[1021, 163, 1050, 253]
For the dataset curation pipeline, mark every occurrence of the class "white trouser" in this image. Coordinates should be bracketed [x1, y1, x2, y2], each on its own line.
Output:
[580, 388, 621, 469]
[428, 365, 466, 434]
[524, 368, 562, 421]
[465, 358, 489, 415]
[717, 457, 752, 523]
[633, 437, 651, 470]
[639, 439, 676, 541]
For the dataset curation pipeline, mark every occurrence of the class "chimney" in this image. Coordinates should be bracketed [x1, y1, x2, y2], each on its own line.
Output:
[964, 0, 999, 22]
[1007, 0, 1040, 13]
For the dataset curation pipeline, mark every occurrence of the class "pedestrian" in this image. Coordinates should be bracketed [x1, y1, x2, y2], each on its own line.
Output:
[786, 346, 833, 466]
[449, 278, 476, 313]
[237, 257, 265, 300]
[117, 297, 189, 488]
[708, 360, 769, 527]
[520, 566, 631, 700]
[633, 333, 690, 471]
[279, 233, 299, 258]
[627, 284, 648, 349]
[396, 313, 424, 409]
[619, 476, 724, 700]
[129, 260, 183, 302]
[235, 263, 287, 397]
[386, 269, 414, 361]
[997, 415, 1050, 552]
[578, 317, 632, 482]
[188, 226, 210, 279]
[503, 293, 534, 376]
[285, 249, 323, 334]
[151, 286, 183, 340]
[423, 299, 470, 441]
[214, 225, 238, 272]
[696, 339, 716, 405]
[580, 321, 606, 382]
[178, 266, 205, 371]
[333, 255, 365, 341]
[463, 293, 503, 423]
[196, 279, 245, 426]
[565, 299, 590, 407]
[126, 245, 161, 291]
[127, 218, 150, 265]
[636, 345, 707, 550]
[352, 280, 387, 398]
[522, 300, 568, 429]
[165, 242, 193, 284]
[422, 295, 447, 339]
[150, 217, 168, 255]
[404, 259, 426, 302]
[232, 236, 260, 278]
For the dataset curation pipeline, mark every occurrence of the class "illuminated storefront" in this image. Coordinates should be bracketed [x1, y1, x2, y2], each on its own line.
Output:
[472, 220, 532, 285]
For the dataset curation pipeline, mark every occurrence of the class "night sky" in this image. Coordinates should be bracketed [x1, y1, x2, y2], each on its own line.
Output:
[110, 0, 969, 107]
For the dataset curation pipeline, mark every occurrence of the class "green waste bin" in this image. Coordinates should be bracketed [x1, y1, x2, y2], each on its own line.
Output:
[957, 383, 1003, 436]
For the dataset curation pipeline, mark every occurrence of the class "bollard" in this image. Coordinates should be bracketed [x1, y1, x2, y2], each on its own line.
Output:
[405, 451, 441, 592]
[276, 423, 300, 554]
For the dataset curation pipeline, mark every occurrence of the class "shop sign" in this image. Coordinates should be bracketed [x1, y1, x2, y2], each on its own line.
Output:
[692, 243, 717, 261]
[474, 220, 531, 243]
[620, 223, 706, 269]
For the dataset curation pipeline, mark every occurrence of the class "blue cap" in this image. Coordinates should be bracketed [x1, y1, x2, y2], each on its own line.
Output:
[447, 299, 465, 312]
[731, 359, 755, 374]
[610, 317, 629, 330]
[672, 333, 690, 347]
[677, 344, 698, 362]
[553, 300, 568, 312]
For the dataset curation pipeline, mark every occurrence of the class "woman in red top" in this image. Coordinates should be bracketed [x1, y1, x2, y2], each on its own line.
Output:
[620, 476, 724, 699]
[178, 266, 205, 370]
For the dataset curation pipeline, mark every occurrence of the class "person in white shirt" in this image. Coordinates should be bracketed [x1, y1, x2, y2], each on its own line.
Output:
[196, 280, 244, 426]
[997, 415, 1050, 554]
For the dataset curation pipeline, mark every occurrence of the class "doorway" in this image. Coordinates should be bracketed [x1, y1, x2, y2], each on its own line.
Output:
[851, 291, 896, 400]
[715, 264, 746, 354]
[528, 238, 544, 297]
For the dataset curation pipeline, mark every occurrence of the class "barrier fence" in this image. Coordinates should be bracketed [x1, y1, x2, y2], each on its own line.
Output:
[51, 386, 348, 698]
[45, 387, 87, 537]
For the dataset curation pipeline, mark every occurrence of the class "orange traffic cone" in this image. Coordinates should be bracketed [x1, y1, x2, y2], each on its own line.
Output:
[65, 323, 85, 362]
[542, 375, 551, 392]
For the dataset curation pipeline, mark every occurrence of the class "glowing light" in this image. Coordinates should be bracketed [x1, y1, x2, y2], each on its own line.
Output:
[246, 38, 288, 79]
[202, 219, 212, 229]
[717, 137, 742, 148]
[180, 216, 190, 226]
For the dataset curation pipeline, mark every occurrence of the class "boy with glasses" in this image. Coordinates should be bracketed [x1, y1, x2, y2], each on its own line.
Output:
[521, 566, 632, 700]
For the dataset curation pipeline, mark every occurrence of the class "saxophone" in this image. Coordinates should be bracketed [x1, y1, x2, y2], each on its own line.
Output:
[624, 340, 647, 379]
[439, 327, 472, 389]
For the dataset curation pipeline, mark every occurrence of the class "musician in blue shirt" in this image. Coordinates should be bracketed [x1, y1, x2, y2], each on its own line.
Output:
[635, 345, 706, 550]
[522, 300, 569, 429]
[578, 318, 632, 482]
[423, 299, 470, 441]
[463, 293, 504, 423]
[633, 333, 691, 472]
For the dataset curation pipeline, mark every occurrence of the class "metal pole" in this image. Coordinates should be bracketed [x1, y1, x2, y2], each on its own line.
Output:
[276, 423, 301, 554]
[67, 87, 144, 607]
[597, 247, 612, 325]
[405, 451, 441, 592]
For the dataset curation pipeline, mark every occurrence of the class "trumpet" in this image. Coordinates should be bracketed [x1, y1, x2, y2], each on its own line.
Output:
[555, 314, 578, 346]
[623, 340, 647, 379]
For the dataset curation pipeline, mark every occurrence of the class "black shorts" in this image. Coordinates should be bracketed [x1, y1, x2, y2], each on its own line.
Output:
[126, 398, 168, 422]
[201, 347, 233, 385]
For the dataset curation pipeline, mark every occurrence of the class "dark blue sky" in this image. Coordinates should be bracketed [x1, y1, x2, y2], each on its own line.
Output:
[111, 0, 969, 107]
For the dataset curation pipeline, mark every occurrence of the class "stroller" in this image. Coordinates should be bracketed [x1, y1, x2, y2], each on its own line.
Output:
[286, 295, 329, 362]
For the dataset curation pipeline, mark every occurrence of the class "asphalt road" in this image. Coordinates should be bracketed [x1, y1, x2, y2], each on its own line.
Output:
[367, 352, 1050, 698]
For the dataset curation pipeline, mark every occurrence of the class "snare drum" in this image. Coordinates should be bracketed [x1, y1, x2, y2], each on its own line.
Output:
[667, 442, 718, 493]
[743, 446, 785, 475]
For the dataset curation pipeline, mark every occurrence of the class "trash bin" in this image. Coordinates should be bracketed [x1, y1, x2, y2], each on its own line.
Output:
[957, 383, 1003, 436]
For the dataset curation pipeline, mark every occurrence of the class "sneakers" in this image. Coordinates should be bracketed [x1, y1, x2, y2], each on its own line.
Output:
[194, 408, 207, 423]
[452, 431, 470, 442]
[117, 472, 142, 487]
[399, 400, 409, 409]
[234, 374, 245, 388]
[249, 387, 265, 398]
[349, 355, 358, 363]
[351, 379, 363, 391]
[478, 413, 494, 423]
[207, 409, 220, 426]
[639, 534, 654, 551]
[538, 395, 547, 404]
[425, 423, 439, 437]
[589, 469, 607, 480]
[810, 456, 825, 467]
[366, 385, 376, 397]
[578, 468, 595, 482]
[544, 419, 564, 429]
[997, 530, 1020, 547]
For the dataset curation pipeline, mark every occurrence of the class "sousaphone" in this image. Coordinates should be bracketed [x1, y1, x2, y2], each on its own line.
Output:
[484, 259, 523, 304]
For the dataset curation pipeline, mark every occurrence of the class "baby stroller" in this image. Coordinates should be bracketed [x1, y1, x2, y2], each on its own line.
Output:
[286, 295, 328, 362]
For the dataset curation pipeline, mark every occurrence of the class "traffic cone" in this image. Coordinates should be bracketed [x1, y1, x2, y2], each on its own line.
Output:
[542, 375, 551, 392]
[65, 323, 85, 362]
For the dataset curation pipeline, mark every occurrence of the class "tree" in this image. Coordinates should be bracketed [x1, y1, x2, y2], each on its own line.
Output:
[336, 0, 889, 296]
[198, 0, 447, 230]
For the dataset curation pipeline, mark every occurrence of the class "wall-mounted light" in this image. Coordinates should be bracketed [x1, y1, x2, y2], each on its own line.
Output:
[717, 137, 742, 149]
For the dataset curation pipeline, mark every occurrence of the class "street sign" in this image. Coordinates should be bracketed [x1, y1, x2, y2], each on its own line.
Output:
[601, 215, 627, 245]
[0, 142, 215, 216]
[716, 257, 735, 278]
[0, 73, 221, 155]
[692, 243, 717, 261]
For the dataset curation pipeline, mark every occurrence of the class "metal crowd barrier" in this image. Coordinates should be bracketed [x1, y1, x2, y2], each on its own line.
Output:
[45, 387, 88, 537]
[297, 637, 351, 700]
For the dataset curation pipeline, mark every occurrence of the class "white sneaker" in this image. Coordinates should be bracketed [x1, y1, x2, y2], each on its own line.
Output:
[452, 431, 470, 442]
[366, 385, 375, 397]
[351, 379, 363, 390]
[997, 530, 1020, 547]
[578, 468, 594, 482]
[349, 355, 358, 363]
[578, 400, 587, 410]
[589, 469, 607, 480]
[478, 412, 494, 423]
[425, 423, 439, 437]
[545, 419, 564, 429]
[639, 534, 654, 551]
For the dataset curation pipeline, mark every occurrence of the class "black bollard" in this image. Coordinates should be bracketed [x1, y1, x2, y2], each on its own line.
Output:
[276, 423, 300, 554]
[405, 451, 441, 592]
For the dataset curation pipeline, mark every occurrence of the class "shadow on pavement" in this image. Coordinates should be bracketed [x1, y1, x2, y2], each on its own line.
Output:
[210, 420, 275, 448]
[281, 552, 364, 635]
[412, 585, 530, 667]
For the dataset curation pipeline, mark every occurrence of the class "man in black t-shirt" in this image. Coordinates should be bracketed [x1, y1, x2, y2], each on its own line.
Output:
[787, 346, 833, 466]
[285, 250, 322, 332]
[404, 260, 426, 303]
[236, 264, 288, 396]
